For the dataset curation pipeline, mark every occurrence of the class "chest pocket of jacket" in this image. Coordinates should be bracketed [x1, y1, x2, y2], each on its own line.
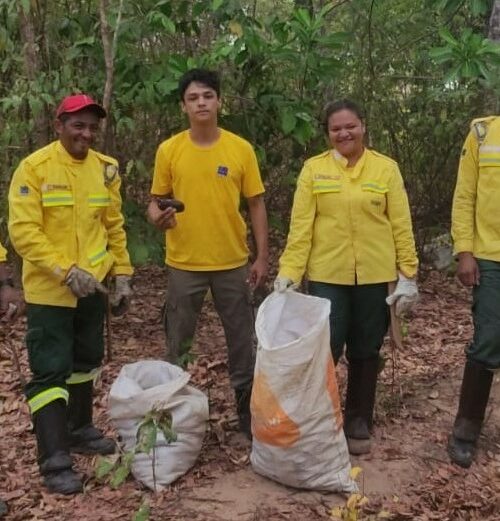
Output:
[312, 181, 342, 195]
[42, 191, 74, 225]
[361, 182, 387, 215]
[88, 192, 111, 218]
[478, 147, 500, 177]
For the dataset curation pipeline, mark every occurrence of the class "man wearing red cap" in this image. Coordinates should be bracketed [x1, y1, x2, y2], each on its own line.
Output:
[8, 94, 133, 495]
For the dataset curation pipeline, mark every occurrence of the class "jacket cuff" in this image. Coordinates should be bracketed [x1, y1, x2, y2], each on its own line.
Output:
[453, 241, 473, 256]
[398, 263, 418, 279]
[277, 267, 302, 285]
[109, 265, 134, 277]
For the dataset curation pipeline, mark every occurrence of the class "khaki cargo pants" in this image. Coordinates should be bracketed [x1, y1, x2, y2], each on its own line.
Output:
[164, 265, 255, 390]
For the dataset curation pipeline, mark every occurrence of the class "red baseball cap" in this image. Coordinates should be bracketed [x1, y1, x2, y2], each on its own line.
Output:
[56, 94, 106, 118]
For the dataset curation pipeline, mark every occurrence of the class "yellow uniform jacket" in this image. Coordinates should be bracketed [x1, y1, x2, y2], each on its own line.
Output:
[9, 141, 133, 307]
[452, 116, 500, 260]
[0, 241, 6, 263]
[279, 148, 418, 285]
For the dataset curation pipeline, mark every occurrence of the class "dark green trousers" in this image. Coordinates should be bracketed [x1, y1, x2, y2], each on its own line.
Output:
[467, 259, 500, 369]
[308, 281, 389, 363]
[25, 293, 106, 406]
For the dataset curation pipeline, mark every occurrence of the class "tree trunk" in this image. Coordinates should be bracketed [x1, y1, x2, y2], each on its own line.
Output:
[19, 3, 49, 149]
[485, 0, 500, 112]
[488, 0, 500, 41]
[99, 0, 124, 154]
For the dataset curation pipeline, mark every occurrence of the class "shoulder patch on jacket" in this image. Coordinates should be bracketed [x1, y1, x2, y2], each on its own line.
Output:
[93, 150, 119, 186]
[470, 116, 497, 144]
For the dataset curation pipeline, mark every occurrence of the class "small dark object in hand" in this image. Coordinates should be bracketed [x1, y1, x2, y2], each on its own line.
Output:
[157, 198, 185, 213]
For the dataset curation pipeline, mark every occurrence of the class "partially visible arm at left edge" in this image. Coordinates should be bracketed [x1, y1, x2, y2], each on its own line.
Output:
[247, 194, 269, 287]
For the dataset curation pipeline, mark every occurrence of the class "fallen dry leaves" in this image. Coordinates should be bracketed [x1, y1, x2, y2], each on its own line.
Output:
[0, 260, 499, 520]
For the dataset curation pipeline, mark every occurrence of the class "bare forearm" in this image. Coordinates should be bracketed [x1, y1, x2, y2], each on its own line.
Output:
[248, 196, 268, 260]
[0, 262, 10, 282]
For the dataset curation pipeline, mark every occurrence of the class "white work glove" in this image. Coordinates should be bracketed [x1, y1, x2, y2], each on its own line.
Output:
[386, 273, 418, 317]
[109, 275, 132, 316]
[65, 266, 108, 299]
[273, 276, 297, 293]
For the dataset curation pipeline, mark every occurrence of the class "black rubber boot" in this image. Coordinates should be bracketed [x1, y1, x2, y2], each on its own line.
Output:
[235, 385, 252, 440]
[344, 357, 379, 455]
[33, 399, 83, 495]
[0, 499, 7, 518]
[67, 381, 115, 455]
[448, 360, 493, 468]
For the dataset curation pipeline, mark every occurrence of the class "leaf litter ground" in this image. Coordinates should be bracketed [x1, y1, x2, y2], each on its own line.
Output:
[0, 266, 499, 521]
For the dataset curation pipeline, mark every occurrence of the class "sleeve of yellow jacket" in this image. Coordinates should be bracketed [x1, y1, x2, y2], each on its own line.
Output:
[278, 163, 316, 283]
[386, 163, 419, 278]
[451, 131, 478, 254]
[8, 160, 73, 281]
[100, 161, 133, 277]
[0, 241, 6, 262]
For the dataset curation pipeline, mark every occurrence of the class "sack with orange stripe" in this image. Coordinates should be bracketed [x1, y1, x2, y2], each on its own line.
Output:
[250, 291, 357, 492]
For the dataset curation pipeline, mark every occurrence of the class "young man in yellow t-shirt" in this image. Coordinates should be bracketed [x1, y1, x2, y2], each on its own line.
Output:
[147, 69, 268, 438]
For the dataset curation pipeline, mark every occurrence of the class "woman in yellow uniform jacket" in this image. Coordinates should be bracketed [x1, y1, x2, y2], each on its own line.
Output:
[275, 99, 419, 455]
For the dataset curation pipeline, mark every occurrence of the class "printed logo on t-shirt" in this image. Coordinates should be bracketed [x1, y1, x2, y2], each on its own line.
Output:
[217, 165, 228, 177]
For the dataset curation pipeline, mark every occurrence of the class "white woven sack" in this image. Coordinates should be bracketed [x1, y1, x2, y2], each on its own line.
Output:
[108, 360, 208, 490]
[250, 291, 357, 493]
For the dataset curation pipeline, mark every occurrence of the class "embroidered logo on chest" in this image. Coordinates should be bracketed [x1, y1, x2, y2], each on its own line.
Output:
[217, 165, 229, 177]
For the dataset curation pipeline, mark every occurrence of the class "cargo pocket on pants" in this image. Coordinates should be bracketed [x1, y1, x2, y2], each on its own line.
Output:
[25, 327, 44, 373]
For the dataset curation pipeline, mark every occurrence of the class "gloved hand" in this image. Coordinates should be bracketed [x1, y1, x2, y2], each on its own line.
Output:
[273, 276, 297, 293]
[386, 273, 418, 317]
[65, 266, 108, 298]
[109, 275, 132, 316]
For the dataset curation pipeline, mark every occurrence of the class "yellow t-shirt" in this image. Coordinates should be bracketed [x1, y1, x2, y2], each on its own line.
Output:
[151, 129, 265, 270]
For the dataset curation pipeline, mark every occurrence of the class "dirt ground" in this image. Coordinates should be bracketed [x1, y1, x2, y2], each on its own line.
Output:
[1, 266, 499, 521]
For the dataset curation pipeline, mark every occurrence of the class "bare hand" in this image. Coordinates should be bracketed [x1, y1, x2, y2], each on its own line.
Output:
[248, 257, 268, 289]
[0, 286, 25, 322]
[148, 203, 177, 231]
[457, 252, 480, 286]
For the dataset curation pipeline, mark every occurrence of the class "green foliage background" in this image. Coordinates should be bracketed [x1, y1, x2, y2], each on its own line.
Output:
[1, 0, 499, 263]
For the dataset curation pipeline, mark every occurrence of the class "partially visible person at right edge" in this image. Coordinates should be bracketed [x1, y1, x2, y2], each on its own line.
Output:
[448, 116, 500, 468]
